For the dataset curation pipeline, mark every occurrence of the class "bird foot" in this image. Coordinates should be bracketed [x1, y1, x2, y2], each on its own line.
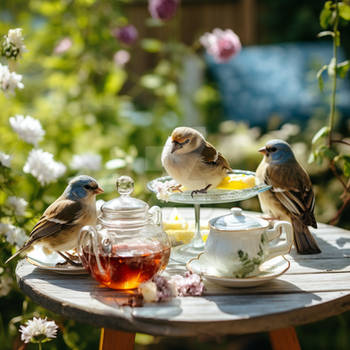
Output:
[57, 251, 82, 267]
[170, 184, 183, 193]
[191, 184, 212, 198]
[260, 215, 279, 222]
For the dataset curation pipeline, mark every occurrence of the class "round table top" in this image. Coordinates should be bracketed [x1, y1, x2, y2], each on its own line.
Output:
[16, 208, 350, 337]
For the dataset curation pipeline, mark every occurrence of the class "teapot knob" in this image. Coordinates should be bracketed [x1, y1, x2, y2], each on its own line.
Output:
[149, 206, 162, 226]
[116, 176, 134, 196]
[230, 207, 243, 216]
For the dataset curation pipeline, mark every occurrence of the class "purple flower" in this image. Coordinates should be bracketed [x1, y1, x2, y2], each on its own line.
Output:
[200, 28, 241, 63]
[112, 25, 138, 45]
[148, 0, 179, 21]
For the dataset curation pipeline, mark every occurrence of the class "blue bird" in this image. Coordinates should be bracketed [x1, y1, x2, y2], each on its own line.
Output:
[6, 175, 104, 264]
[256, 139, 321, 254]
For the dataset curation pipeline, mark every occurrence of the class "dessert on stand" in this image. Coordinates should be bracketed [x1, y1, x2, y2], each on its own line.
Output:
[148, 170, 271, 263]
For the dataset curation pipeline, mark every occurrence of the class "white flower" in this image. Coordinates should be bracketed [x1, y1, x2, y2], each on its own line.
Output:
[113, 50, 130, 67]
[0, 63, 24, 95]
[9, 115, 45, 146]
[139, 281, 158, 303]
[19, 317, 58, 344]
[23, 149, 66, 186]
[70, 153, 102, 171]
[0, 274, 13, 297]
[54, 37, 72, 54]
[0, 223, 27, 248]
[0, 151, 11, 167]
[7, 196, 28, 216]
[153, 179, 178, 202]
[3, 28, 26, 59]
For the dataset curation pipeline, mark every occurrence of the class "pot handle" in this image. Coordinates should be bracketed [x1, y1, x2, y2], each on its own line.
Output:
[263, 221, 293, 261]
[78, 225, 106, 276]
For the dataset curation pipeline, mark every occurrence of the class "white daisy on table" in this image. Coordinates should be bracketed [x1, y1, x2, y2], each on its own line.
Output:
[0, 63, 24, 95]
[0, 151, 12, 167]
[7, 196, 28, 216]
[70, 153, 102, 172]
[19, 317, 58, 344]
[9, 115, 45, 146]
[23, 149, 66, 186]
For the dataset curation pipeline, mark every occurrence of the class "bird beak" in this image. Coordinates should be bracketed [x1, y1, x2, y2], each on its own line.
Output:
[171, 141, 182, 154]
[94, 186, 104, 195]
[258, 147, 267, 155]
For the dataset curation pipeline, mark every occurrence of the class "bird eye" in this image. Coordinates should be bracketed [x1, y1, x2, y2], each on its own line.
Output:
[270, 147, 277, 152]
[84, 184, 92, 190]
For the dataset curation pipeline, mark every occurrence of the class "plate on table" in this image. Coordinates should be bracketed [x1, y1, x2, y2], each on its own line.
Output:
[26, 246, 88, 275]
[186, 253, 290, 288]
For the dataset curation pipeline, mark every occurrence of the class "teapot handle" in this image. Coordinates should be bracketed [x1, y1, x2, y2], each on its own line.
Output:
[78, 225, 106, 276]
[148, 205, 162, 226]
[263, 221, 293, 261]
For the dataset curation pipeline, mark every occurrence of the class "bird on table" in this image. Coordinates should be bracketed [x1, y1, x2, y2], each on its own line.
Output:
[256, 139, 321, 254]
[6, 175, 104, 265]
[161, 126, 231, 196]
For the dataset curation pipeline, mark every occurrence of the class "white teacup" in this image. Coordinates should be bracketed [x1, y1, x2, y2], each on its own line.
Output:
[205, 208, 293, 278]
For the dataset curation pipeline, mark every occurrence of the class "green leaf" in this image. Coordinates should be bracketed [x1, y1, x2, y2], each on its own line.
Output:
[339, 2, 350, 20]
[141, 39, 163, 53]
[317, 65, 328, 91]
[104, 69, 127, 94]
[312, 126, 330, 144]
[140, 74, 162, 89]
[337, 60, 350, 78]
[317, 30, 335, 38]
[342, 155, 350, 177]
[321, 145, 337, 160]
[320, 1, 334, 28]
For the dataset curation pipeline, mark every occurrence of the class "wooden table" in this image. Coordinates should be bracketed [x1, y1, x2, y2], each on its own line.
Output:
[16, 208, 350, 350]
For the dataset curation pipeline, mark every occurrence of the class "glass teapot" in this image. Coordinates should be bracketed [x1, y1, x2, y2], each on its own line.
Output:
[78, 176, 170, 290]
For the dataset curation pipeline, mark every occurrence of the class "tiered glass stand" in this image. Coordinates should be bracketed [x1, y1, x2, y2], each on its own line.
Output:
[147, 170, 271, 264]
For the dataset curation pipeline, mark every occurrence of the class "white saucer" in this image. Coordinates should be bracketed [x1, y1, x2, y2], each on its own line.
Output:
[26, 246, 88, 275]
[186, 253, 290, 288]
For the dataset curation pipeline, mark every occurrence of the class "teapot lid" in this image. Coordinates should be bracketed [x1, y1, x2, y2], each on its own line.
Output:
[209, 208, 269, 231]
[101, 176, 148, 217]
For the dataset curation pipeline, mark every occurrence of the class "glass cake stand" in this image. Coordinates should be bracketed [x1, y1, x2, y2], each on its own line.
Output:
[147, 170, 271, 264]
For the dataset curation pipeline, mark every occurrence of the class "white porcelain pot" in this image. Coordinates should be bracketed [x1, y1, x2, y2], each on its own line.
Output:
[205, 208, 293, 277]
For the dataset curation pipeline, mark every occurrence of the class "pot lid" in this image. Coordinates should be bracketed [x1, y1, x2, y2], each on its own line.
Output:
[101, 176, 148, 215]
[209, 208, 268, 231]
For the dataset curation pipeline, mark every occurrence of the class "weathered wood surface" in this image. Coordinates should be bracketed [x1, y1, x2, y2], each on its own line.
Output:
[16, 208, 350, 337]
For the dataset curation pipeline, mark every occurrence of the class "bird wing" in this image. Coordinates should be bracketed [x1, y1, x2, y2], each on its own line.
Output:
[200, 141, 231, 170]
[29, 199, 84, 243]
[265, 162, 317, 228]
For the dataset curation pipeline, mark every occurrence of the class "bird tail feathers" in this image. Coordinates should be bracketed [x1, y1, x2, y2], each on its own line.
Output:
[292, 219, 321, 254]
[5, 244, 31, 264]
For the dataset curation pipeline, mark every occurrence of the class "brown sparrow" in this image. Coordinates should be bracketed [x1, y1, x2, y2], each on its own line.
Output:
[256, 139, 321, 254]
[6, 175, 104, 264]
[161, 127, 231, 196]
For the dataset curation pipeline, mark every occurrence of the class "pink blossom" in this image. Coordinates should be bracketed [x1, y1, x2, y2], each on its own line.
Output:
[54, 37, 72, 54]
[200, 28, 241, 63]
[112, 25, 138, 45]
[170, 271, 204, 296]
[113, 50, 130, 67]
[148, 0, 179, 21]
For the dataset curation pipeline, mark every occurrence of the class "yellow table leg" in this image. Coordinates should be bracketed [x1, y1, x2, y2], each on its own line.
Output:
[269, 327, 301, 350]
[99, 328, 135, 350]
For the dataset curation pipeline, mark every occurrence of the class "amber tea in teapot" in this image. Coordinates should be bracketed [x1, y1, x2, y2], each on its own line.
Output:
[79, 176, 170, 290]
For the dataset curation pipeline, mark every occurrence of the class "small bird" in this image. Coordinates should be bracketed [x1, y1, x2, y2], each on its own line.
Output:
[6, 175, 104, 264]
[256, 139, 321, 254]
[161, 126, 231, 196]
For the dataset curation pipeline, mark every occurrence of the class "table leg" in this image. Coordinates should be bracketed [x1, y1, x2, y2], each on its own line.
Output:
[99, 328, 135, 350]
[269, 327, 301, 350]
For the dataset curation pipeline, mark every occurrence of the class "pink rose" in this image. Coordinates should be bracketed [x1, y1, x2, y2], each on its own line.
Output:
[200, 28, 241, 63]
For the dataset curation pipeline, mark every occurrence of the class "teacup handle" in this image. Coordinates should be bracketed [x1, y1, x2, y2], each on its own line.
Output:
[263, 221, 293, 261]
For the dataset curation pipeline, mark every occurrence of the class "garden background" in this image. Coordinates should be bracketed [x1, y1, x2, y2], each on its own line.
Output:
[0, 0, 350, 349]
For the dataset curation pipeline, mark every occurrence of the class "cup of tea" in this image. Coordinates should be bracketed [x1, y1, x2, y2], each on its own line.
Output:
[205, 208, 293, 278]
